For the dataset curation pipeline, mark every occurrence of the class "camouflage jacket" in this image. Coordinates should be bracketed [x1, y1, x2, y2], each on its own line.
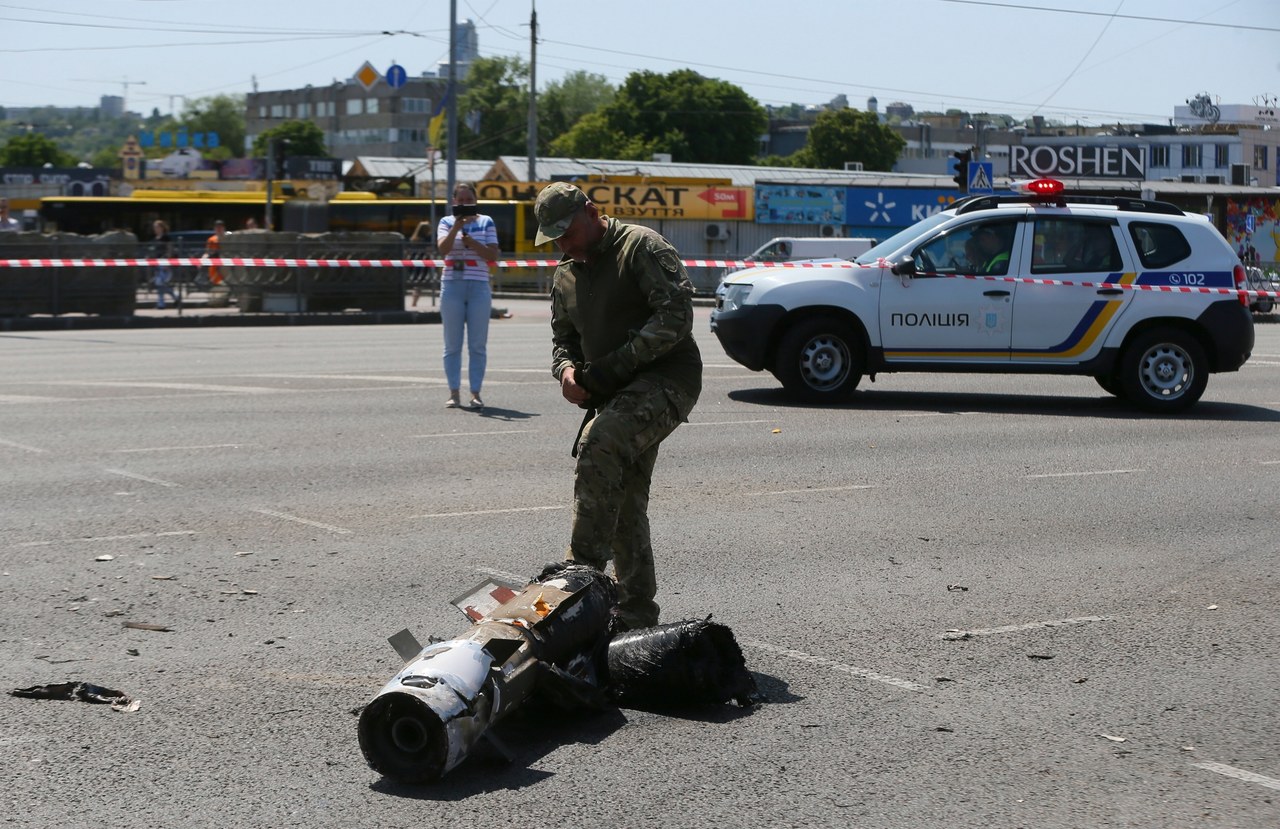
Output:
[550, 217, 702, 397]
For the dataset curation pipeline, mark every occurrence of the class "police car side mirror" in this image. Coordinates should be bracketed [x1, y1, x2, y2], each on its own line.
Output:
[889, 255, 917, 277]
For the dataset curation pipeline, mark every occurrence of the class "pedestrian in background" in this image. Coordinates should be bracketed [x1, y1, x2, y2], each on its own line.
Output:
[204, 219, 227, 286]
[537, 182, 702, 632]
[437, 182, 498, 409]
[150, 219, 179, 309]
[0, 198, 19, 232]
[408, 218, 436, 308]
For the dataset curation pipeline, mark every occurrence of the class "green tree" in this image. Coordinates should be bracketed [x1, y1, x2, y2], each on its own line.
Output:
[181, 94, 246, 159]
[549, 110, 659, 160]
[89, 145, 122, 170]
[0, 132, 78, 167]
[457, 56, 531, 158]
[551, 69, 766, 164]
[756, 153, 801, 168]
[794, 108, 905, 171]
[538, 70, 614, 145]
[251, 119, 327, 158]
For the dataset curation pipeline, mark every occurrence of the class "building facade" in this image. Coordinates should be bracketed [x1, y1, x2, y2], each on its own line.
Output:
[243, 20, 478, 162]
[246, 76, 449, 162]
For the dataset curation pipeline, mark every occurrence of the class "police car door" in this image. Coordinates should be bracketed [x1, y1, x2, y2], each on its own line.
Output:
[878, 218, 1020, 363]
[1010, 217, 1133, 365]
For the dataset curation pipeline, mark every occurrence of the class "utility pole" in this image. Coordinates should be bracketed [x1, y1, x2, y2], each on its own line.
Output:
[527, 2, 538, 182]
[265, 137, 276, 231]
[446, 0, 458, 201]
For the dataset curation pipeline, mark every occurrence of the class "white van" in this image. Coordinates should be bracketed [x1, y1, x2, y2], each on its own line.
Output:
[745, 236, 877, 263]
[718, 236, 879, 285]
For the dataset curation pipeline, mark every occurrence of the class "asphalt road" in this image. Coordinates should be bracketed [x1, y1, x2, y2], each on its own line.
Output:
[2, 302, 1278, 829]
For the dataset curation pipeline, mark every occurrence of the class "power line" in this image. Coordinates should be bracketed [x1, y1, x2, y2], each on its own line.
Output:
[937, 0, 1278, 32]
[0, 33, 373, 55]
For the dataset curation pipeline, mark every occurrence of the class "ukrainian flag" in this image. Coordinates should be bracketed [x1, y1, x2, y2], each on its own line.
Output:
[428, 90, 450, 148]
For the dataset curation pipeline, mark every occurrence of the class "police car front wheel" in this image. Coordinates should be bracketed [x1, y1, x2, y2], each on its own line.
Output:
[1119, 328, 1208, 413]
[773, 316, 864, 402]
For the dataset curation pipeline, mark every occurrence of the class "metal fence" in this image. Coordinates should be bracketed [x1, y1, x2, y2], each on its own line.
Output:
[0, 231, 138, 317]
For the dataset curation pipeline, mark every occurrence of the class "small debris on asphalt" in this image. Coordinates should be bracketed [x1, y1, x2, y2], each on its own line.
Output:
[10, 681, 140, 712]
[122, 621, 172, 632]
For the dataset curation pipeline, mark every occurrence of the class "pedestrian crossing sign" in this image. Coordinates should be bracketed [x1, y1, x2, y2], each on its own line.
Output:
[968, 162, 994, 195]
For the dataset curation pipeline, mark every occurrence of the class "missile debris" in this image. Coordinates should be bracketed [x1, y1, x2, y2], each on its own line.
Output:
[606, 618, 762, 709]
[359, 565, 763, 784]
[358, 563, 616, 783]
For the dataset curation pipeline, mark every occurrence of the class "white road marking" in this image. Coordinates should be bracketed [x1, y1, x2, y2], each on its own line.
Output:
[1259, 460, 1280, 465]
[752, 485, 877, 496]
[108, 443, 257, 453]
[103, 468, 180, 488]
[253, 509, 352, 534]
[941, 616, 1106, 639]
[412, 504, 567, 519]
[251, 373, 446, 384]
[1025, 469, 1142, 479]
[16, 530, 195, 548]
[683, 419, 776, 427]
[43, 380, 278, 394]
[743, 639, 926, 693]
[1192, 762, 1280, 791]
[411, 429, 538, 438]
[0, 395, 62, 404]
[0, 437, 47, 453]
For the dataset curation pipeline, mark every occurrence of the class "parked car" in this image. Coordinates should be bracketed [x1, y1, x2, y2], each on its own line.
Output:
[1244, 266, 1277, 313]
[710, 178, 1254, 412]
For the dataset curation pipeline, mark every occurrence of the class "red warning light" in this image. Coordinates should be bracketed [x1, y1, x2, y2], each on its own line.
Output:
[1012, 178, 1065, 197]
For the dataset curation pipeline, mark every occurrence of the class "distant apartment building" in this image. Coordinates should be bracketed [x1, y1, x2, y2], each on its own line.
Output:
[244, 20, 478, 161]
[246, 76, 448, 161]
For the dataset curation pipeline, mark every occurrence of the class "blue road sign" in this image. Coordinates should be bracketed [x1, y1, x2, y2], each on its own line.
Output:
[968, 162, 994, 195]
[1245, 213, 1256, 233]
[386, 63, 407, 89]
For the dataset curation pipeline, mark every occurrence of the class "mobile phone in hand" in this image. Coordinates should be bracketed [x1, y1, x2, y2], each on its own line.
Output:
[452, 204, 478, 218]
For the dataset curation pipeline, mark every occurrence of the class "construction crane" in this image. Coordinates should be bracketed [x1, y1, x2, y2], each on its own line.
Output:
[71, 77, 147, 113]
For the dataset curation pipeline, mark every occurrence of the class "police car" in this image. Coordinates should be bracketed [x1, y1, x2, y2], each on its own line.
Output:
[710, 179, 1254, 412]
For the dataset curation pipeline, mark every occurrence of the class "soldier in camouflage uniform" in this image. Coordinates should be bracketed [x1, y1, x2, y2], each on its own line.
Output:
[535, 182, 702, 631]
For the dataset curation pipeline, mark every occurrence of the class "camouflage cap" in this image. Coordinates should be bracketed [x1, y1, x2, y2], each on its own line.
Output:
[533, 182, 588, 245]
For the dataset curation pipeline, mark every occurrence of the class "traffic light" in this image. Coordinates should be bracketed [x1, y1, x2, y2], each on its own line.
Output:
[952, 148, 973, 191]
[271, 138, 291, 176]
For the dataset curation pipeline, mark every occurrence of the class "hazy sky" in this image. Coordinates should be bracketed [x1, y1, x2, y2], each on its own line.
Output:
[2, 0, 1276, 125]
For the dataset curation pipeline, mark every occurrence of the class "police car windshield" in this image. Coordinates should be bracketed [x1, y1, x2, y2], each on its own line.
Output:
[854, 212, 954, 264]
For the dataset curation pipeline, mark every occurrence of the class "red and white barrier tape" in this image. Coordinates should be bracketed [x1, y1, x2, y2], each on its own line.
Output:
[0, 257, 844, 269]
[1, 257, 1275, 298]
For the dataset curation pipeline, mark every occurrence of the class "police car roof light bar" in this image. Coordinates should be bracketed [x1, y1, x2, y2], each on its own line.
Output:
[1012, 178, 1065, 197]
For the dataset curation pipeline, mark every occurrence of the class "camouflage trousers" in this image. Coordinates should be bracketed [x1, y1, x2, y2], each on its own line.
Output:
[567, 375, 699, 630]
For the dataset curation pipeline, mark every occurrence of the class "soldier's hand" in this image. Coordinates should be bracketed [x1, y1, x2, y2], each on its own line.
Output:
[560, 366, 590, 406]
